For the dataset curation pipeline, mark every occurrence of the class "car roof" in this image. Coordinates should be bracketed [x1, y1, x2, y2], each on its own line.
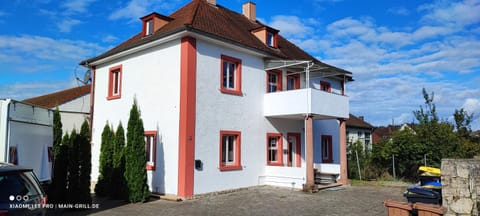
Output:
[0, 162, 33, 173]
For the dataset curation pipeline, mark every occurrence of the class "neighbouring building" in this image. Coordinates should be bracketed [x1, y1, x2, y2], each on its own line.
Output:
[372, 123, 415, 144]
[23, 85, 91, 134]
[80, 0, 353, 198]
[346, 114, 373, 151]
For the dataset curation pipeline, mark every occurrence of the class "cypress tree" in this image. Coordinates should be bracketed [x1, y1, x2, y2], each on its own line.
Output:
[111, 123, 128, 199]
[50, 133, 69, 204]
[95, 123, 114, 196]
[78, 120, 92, 204]
[125, 101, 150, 202]
[49, 107, 63, 203]
[67, 130, 81, 204]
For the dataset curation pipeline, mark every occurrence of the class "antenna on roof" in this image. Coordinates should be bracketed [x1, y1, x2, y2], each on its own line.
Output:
[76, 69, 92, 85]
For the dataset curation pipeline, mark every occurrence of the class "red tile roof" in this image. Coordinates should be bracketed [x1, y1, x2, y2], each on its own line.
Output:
[346, 114, 373, 129]
[23, 85, 91, 108]
[80, 0, 352, 77]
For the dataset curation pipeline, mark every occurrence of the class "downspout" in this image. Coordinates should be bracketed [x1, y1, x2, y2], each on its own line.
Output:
[4, 99, 11, 163]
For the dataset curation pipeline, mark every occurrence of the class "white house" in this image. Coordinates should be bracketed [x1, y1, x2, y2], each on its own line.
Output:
[81, 0, 353, 198]
[346, 114, 374, 151]
[23, 85, 91, 134]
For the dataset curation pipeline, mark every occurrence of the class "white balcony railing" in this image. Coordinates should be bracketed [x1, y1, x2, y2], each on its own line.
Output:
[263, 88, 349, 119]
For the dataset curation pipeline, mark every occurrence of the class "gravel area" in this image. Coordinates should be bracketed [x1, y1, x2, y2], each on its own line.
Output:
[57, 185, 406, 216]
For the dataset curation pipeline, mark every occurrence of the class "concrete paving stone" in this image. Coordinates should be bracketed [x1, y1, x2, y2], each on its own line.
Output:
[57, 185, 406, 216]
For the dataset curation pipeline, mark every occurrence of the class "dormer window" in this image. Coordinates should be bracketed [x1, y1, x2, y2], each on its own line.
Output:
[251, 26, 279, 48]
[140, 12, 174, 37]
[145, 19, 154, 36]
[266, 32, 276, 47]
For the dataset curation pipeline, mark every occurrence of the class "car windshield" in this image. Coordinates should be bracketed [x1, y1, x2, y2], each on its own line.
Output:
[0, 171, 43, 203]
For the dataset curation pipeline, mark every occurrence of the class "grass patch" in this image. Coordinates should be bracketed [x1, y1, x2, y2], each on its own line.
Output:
[351, 179, 412, 187]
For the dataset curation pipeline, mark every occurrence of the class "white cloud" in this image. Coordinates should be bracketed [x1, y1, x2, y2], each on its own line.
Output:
[108, 0, 184, 22]
[0, 35, 105, 73]
[0, 81, 76, 100]
[57, 19, 82, 33]
[462, 98, 480, 114]
[387, 7, 410, 16]
[420, 0, 480, 28]
[102, 35, 119, 43]
[109, 0, 150, 21]
[61, 0, 97, 14]
[265, 15, 315, 40]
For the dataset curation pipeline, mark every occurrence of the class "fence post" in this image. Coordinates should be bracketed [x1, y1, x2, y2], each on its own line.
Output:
[392, 154, 396, 180]
[355, 150, 362, 180]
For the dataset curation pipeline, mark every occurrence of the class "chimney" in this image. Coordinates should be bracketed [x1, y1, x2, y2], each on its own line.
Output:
[359, 116, 364, 121]
[242, 1, 256, 21]
[207, 0, 216, 5]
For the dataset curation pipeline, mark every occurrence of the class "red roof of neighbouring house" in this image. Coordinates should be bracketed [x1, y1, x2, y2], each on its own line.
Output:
[80, 0, 352, 78]
[346, 114, 373, 129]
[23, 85, 91, 108]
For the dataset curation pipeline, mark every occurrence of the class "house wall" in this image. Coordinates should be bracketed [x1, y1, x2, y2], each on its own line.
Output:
[346, 127, 372, 151]
[193, 39, 309, 194]
[313, 119, 340, 164]
[91, 39, 182, 195]
[310, 77, 343, 95]
[58, 94, 90, 133]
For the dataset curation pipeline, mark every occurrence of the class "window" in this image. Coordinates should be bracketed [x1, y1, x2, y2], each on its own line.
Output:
[365, 132, 371, 146]
[286, 73, 300, 90]
[320, 81, 331, 93]
[220, 55, 242, 95]
[266, 32, 276, 47]
[267, 133, 283, 166]
[219, 131, 242, 171]
[266, 70, 282, 93]
[107, 65, 122, 100]
[145, 131, 157, 170]
[145, 19, 154, 35]
[321, 135, 333, 163]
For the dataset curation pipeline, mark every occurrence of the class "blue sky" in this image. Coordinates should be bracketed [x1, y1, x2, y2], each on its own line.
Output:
[0, 0, 479, 130]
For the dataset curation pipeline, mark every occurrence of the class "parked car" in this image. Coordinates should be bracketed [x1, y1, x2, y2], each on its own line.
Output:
[0, 162, 47, 216]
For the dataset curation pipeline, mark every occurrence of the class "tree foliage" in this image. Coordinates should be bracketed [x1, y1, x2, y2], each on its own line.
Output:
[125, 100, 150, 202]
[78, 120, 92, 204]
[111, 123, 128, 199]
[364, 88, 480, 181]
[95, 123, 114, 196]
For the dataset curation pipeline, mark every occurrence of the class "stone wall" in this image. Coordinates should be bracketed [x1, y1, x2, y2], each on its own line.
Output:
[441, 158, 480, 216]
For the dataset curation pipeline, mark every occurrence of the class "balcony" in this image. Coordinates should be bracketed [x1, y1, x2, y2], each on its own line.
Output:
[263, 88, 349, 119]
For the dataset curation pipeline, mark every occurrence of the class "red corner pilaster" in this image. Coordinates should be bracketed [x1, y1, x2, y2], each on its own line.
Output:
[338, 119, 348, 185]
[304, 115, 315, 190]
[178, 36, 197, 198]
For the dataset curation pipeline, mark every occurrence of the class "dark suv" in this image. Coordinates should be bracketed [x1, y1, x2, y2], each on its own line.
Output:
[0, 162, 47, 216]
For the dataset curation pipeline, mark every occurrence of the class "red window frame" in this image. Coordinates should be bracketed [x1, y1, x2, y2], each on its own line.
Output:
[266, 70, 282, 93]
[321, 135, 333, 163]
[219, 130, 242, 171]
[220, 55, 242, 96]
[320, 81, 331, 93]
[286, 73, 300, 90]
[266, 133, 283, 166]
[145, 131, 157, 170]
[107, 65, 122, 100]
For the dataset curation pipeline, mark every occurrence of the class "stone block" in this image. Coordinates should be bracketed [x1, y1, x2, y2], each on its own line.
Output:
[451, 198, 473, 214]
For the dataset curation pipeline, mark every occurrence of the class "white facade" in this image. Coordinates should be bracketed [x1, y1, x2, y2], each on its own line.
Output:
[91, 39, 182, 195]
[0, 99, 53, 182]
[58, 94, 90, 133]
[89, 34, 349, 196]
[346, 128, 372, 151]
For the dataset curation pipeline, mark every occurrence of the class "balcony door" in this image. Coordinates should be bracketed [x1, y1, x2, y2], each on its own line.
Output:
[286, 133, 301, 167]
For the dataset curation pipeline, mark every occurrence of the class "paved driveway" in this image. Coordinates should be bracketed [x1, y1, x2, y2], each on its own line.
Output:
[58, 185, 406, 216]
